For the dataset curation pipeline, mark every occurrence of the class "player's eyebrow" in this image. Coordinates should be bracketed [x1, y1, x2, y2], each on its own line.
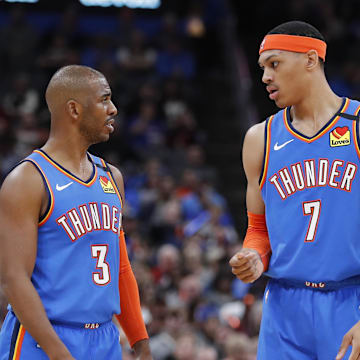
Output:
[101, 91, 112, 98]
[258, 54, 278, 67]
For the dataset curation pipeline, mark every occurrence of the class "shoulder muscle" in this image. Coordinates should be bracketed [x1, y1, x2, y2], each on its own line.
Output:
[108, 164, 125, 202]
[242, 121, 266, 182]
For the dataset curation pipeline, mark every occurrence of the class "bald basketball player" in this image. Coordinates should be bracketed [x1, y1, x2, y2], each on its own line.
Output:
[0, 65, 152, 360]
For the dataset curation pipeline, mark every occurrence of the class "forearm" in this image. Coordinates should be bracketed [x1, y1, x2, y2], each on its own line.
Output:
[116, 269, 149, 347]
[2, 274, 71, 359]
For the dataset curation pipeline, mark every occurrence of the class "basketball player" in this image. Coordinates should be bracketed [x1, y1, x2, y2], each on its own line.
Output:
[229, 21, 360, 359]
[0, 65, 152, 359]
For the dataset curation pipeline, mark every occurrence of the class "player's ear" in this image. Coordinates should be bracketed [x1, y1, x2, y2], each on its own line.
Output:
[66, 99, 82, 120]
[305, 50, 320, 71]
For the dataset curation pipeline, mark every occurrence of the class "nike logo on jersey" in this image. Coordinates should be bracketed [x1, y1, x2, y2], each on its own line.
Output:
[274, 139, 294, 151]
[56, 182, 73, 191]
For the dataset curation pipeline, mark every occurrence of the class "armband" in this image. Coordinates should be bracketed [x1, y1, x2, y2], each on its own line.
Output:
[243, 211, 271, 271]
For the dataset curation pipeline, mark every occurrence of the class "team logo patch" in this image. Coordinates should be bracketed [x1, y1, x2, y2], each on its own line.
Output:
[330, 126, 350, 147]
[99, 176, 116, 193]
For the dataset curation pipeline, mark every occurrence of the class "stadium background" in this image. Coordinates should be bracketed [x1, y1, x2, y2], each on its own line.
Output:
[0, 0, 359, 358]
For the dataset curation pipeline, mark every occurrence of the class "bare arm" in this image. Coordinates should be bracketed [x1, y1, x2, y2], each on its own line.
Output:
[109, 164, 152, 359]
[243, 121, 266, 214]
[230, 122, 269, 282]
[0, 162, 73, 360]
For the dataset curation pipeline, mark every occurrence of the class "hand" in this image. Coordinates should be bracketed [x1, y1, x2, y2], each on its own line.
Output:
[336, 321, 360, 360]
[132, 339, 152, 360]
[136, 354, 153, 360]
[46, 344, 75, 360]
[229, 248, 264, 283]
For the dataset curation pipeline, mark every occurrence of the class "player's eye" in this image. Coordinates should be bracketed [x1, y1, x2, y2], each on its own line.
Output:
[271, 61, 279, 68]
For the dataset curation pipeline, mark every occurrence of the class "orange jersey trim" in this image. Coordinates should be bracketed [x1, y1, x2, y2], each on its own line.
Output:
[99, 158, 123, 209]
[259, 115, 274, 189]
[27, 159, 55, 227]
[33, 150, 98, 187]
[353, 104, 360, 159]
[12, 325, 25, 360]
[283, 98, 350, 143]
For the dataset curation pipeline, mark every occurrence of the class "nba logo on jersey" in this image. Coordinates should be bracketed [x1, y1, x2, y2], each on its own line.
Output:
[99, 176, 116, 194]
[330, 126, 350, 147]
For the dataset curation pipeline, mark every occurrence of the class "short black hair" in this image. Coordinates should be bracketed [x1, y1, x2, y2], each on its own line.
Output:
[268, 21, 325, 41]
[268, 21, 325, 68]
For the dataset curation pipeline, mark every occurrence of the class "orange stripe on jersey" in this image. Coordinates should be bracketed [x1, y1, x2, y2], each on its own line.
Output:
[99, 158, 123, 208]
[12, 325, 25, 360]
[260, 115, 274, 189]
[27, 159, 55, 227]
[283, 98, 350, 143]
[353, 105, 360, 159]
[356, 104, 360, 115]
[33, 150, 98, 187]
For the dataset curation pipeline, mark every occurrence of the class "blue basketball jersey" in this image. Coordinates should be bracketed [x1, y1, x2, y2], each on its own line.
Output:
[20, 150, 122, 324]
[260, 97, 360, 282]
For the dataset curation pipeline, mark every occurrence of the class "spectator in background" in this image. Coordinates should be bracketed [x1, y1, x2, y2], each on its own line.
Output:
[145, 174, 182, 246]
[116, 29, 157, 77]
[166, 109, 200, 150]
[222, 333, 257, 360]
[81, 33, 117, 69]
[126, 100, 165, 156]
[0, 6, 38, 72]
[114, 7, 137, 48]
[36, 33, 79, 76]
[197, 346, 218, 360]
[173, 331, 199, 360]
[152, 244, 181, 295]
[2, 73, 39, 119]
[156, 36, 196, 79]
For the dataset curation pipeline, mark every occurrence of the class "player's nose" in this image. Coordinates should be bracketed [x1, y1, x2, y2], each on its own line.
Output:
[262, 68, 273, 84]
[108, 100, 118, 117]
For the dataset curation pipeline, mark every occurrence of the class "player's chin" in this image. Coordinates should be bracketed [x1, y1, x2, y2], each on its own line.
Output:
[100, 132, 111, 141]
[274, 98, 288, 109]
[92, 134, 110, 145]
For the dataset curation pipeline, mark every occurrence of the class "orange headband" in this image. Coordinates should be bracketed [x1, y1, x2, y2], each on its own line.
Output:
[259, 34, 327, 61]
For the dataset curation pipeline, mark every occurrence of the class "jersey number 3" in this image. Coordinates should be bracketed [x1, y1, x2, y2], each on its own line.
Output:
[302, 200, 321, 242]
[91, 245, 111, 285]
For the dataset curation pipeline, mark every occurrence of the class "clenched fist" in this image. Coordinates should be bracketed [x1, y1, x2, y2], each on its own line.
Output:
[229, 248, 264, 283]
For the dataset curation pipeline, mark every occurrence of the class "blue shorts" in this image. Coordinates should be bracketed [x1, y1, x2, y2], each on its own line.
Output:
[257, 279, 360, 360]
[0, 311, 122, 360]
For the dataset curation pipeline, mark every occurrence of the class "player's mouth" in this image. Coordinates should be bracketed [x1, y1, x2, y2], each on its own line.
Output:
[266, 85, 279, 100]
[105, 117, 115, 132]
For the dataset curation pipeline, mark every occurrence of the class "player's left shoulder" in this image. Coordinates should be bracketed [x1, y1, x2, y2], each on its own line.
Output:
[347, 97, 360, 111]
[107, 163, 125, 199]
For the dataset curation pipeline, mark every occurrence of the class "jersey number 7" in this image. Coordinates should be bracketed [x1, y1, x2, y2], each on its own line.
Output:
[302, 200, 321, 242]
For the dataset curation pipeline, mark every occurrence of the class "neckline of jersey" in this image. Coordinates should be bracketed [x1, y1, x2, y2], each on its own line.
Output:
[284, 97, 349, 143]
[34, 149, 98, 186]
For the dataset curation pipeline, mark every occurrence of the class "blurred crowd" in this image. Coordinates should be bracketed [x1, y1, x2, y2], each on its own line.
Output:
[0, 2, 259, 359]
[0, 0, 359, 359]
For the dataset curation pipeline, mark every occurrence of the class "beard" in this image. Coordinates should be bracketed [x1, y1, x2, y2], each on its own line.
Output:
[79, 120, 109, 145]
